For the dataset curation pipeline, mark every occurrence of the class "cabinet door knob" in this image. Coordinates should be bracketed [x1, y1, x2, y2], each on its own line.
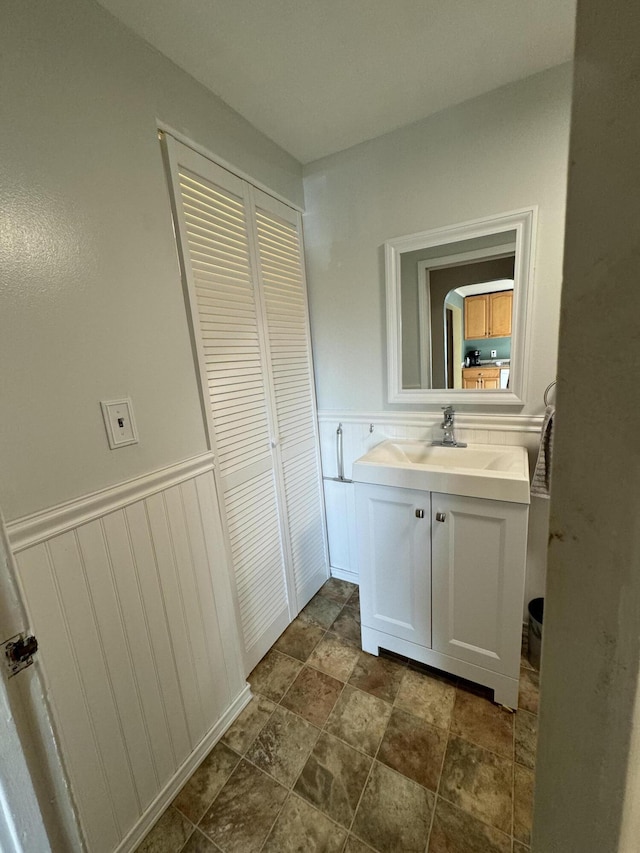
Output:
[435, 512, 446, 522]
[415, 509, 424, 519]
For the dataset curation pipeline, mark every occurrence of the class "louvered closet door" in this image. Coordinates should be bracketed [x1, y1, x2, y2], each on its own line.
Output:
[166, 140, 290, 672]
[252, 189, 329, 608]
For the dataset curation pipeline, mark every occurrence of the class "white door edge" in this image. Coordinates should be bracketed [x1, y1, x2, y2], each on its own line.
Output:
[0, 509, 81, 852]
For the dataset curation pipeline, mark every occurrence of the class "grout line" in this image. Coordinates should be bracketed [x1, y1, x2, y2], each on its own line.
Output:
[143, 585, 351, 852]
[169, 806, 197, 853]
[173, 745, 242, 827]
[344, 722, 381, 842]
[427, 677, 534, 849]
[256, 680, 392, 763]
[226, 587, 530, 852]
[304, 651, 359, 684]
[423, 672, 456, 852]
[445, 732, 515, 762]
[229, 705, 279, 760]
[276, 606, 378, 846]
[433, 789, 515, 844]
[172, 701, 278, 846]
[250, 636, 361, 849]
[169, 586, 535, 853]
[257, 788, 292, 853]
[195, 818, 228, 852]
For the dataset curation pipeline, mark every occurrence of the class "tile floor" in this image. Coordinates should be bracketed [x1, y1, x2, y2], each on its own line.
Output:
[136, 578, 539, 853]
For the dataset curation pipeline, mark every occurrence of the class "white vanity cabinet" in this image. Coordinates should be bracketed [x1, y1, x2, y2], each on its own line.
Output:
[356, 482, 528, 707]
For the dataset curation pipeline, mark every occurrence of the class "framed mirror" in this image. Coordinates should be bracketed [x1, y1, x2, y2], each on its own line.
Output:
[385, 208, 536, 405]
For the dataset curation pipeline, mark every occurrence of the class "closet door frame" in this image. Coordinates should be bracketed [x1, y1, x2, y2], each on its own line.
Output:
[163, 136, 291, 673]
[162, 132, 328, 670]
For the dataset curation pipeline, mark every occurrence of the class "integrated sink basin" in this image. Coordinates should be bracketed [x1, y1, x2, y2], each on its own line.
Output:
[352, 440, 530, 504]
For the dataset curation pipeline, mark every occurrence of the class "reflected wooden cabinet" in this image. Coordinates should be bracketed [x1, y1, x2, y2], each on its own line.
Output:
[490, 291, 513, 337]
[462, 367, 500, 389]
[464, 294, 490, 339]
[464, 290, 513, 339]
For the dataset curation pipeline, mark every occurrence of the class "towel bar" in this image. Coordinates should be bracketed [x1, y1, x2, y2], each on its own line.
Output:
[543, 380, 556, 407]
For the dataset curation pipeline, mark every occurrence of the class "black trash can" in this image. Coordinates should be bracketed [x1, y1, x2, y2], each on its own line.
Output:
[527, 597, 544, 670]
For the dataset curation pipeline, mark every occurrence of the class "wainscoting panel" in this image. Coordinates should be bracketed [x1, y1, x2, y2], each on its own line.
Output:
[9, 455, 246, 853]
[322, 479, 358, 583]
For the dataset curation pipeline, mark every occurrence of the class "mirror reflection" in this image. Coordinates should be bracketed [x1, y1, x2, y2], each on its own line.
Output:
[400, 231, 517, 390]
[386, 208, 534, 405]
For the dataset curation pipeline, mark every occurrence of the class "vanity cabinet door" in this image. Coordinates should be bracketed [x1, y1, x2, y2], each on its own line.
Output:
[356, 484, 431, 647]
[431, 493, 528, 677]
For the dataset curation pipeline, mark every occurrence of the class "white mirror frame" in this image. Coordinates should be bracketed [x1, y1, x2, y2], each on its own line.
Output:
[385, 207, 537, 405]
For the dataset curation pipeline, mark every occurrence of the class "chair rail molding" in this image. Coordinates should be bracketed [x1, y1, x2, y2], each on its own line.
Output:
[317, 410, 543, 432]
[6, 452, 216, 553]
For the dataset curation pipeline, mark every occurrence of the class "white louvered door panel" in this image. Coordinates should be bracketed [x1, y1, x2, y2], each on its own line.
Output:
[166, 140, 290, 672]
[252, 189, 329, 609]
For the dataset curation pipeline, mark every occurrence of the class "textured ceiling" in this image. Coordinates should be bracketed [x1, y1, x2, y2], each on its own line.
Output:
[97, 0, 576, 163]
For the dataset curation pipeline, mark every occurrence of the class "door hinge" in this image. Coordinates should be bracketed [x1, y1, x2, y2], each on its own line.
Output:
[3, 632, 39, 678]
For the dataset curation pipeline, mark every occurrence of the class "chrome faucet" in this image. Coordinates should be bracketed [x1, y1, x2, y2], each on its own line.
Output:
[442, 406, 456, 445]
[432, 405, 467, 448]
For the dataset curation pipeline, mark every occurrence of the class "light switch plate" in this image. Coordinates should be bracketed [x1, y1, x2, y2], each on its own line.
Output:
[490, 349, 497, 358]
[101, 398, 139, 449]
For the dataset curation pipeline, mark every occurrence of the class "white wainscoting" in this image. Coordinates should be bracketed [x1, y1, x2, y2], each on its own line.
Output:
[318, 411, 548, 611]
[6, 454, 248, 853]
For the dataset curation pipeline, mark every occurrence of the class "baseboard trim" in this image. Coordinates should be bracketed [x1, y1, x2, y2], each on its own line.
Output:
[116, 684, 251, 853]
[7, 452, 216, 553]
[318, 410, 543, 433]
[330, 566, 359, 585]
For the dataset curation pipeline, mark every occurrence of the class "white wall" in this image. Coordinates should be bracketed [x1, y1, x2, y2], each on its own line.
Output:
[533, 0, 640, 849]
[302, 63, 572, 415]
[303, 64, 571, 606]
[0, 0, 303, 521]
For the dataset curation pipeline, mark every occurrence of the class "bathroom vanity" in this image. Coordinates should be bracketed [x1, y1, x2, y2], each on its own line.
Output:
[353, 440, 530, 707]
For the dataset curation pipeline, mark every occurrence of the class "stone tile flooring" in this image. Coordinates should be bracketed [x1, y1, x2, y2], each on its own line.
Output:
[136, 578, 539, 853]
